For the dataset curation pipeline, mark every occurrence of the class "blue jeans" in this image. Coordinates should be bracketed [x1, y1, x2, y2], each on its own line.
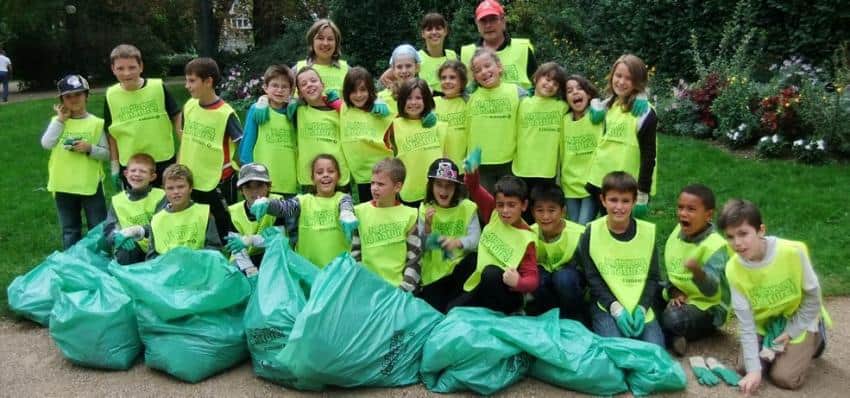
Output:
[531, 266, 585, 319]
[591, 303, 665, 347]
[54, 184, 107, 250]
[566, 197, 598, 225]
[0, 71, 8, 101]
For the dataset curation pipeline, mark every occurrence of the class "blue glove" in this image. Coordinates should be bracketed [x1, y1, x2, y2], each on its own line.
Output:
[588, 98, 607, 125]
[225, 235, 247, 253]
[425, 233, 442, 250]
[251, 96, 270, 125]
[689, 356, 721, 387]
[633, 191, 650, 219]
[463, 146, 482, 174]
[370, 100, 390, 118]
[250, 197, 270, 219]
[611, 301, 637, 337]
[631, 93, 649, 117]
[324, 89, 340, 103]
[285, 101, 300, 122]
[113, 232, 130, 251]
[339, 210, 359, 243]
[421, 111, 438, 128]
[630, 305, 647, 336]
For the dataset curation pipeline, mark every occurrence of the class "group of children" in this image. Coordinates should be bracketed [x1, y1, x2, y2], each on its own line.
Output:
[39, 4, 827, 393]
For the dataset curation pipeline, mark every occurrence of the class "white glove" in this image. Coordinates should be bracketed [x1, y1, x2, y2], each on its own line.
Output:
[255, 94, 269, 109]
[609, 301, 625, 317]
[120, 225, 145, 239]
[242, 234, 266, 248]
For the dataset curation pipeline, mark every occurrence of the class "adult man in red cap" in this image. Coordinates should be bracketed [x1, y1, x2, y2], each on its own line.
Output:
[460, 0, 537, 89]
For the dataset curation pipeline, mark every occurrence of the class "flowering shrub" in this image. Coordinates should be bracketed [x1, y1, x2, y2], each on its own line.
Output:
[724, 123, 755, 149]
[711, 75, 759, 138]
[756, 134, 789, 158]
[792, 138, 828, 164]
[219, 64, 264, 114]
[689, 73, 725, 129]
[756, 85, 803, 139]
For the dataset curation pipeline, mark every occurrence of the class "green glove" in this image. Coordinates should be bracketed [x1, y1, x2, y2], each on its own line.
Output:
[689, 356, 720, 387]
[285, 101, 300, 122]
[250, 197, 270, 219]
[421, 111, 438, 128]
[706, 357, 742, 386]
[631, 93, 649, 117]
[425, 232, 452, 260]
[110, 161, 123, 191]
[466, 81, 479, 95]
[339, 210, 359, 243]
[324, 89, 340, 103]
[526, 86, 535, 97]
[588, 98, 607, 124]
[760, 316, 787, 361]
[611, 301, 637, 337]
[371, 99, 390, 118]
[225, 235, 247, 253]
[633, 191, 650, 219]
[463, 146, 482, 174]
[251, 96, 271, 125]
[630, 305, 647, 336]
[113, 232, 129, 250]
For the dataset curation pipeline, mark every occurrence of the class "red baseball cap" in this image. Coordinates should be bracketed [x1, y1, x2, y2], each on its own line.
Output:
[475, 0, 505, 21]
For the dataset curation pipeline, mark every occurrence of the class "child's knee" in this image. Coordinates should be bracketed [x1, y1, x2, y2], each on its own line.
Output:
[769, 366, 807, 390]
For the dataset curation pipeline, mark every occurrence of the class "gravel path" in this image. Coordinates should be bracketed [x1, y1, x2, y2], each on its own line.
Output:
[2, 297, 848, 397]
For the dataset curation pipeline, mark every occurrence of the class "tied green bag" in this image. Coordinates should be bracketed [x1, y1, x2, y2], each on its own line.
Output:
[110, 248, 252, 383]
[243, 229, 318, 385]
[601, 337, 688, 396]
[276, 254, 443, 390]
[49, 262, 141, 370]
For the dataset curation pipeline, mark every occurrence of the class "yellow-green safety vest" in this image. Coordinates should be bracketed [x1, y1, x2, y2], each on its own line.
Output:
[464, 214, 535, 291]
[111, 187, 165, 253]
[466, 82, 520, 164]
[561, 112, 603, 198]
[254, 108, 297, 194]
[587, 102, 657, 195]
[179, 99, 238, 192]
[105, 79, 175, 164]
[589, 216, 657, 322]
[150, 203, 209, 254]
[339, 104, 393, 184]
[354, 202, 418, 286]
[47, 116, 105, 195]
[434, 96, 468, 167]
[460, 38, 533, 89]
[419, 199, 478, 285]
[393, 117, 447, 202]
[513, 96, 567, 178]
[418, 49, 458, 92]
[664, 224, 729, 312]
[228, 194, 281, 256]
[295, 105, 349, 186]
[296, 192, 350, 268]
[377, 89, 398, 117]
[531, 219, 585, 273]
[295, 60, 349, 94]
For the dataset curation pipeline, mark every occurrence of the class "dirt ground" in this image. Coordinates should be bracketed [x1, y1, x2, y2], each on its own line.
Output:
[1, 298, 848, 397]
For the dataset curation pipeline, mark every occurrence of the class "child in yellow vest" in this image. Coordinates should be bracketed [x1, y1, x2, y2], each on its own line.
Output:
[239, 65, 298, 198]
[586, 54, 656, 219]
[417, 13, 458, 94]
[719, 199, 828, 393]
[340, 66, 393, 203]
[351, 158, 422, 292]
[378, 44, 421, 116]
[417, 158, 479, 313]
[433, 60, 469, 168]
[384, 78, 445, 208]
[578, 171, 663, 346]
[147, 164, 222, 258]
[250, 154, 357, 269]
[179, 57, 243, 241]
[40, 74, 108, 249]
[466, 48, 525, 192]
[561, 74, 603, 225]
[105, 44, 181, 189]
[525, 183, 587, 320]
[661, 184, 730, 356]
[104, 153, 166, 265]
[294, 19, 349, 94]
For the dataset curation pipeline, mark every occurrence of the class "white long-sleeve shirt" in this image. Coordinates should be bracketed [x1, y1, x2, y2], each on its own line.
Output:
[40, 114, 110, 161]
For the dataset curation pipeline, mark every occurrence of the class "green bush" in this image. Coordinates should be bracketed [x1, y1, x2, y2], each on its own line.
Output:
[711, 77, 761, 136]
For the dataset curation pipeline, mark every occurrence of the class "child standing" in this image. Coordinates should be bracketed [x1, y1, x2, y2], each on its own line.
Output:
[466, 48, 524, 192]
[104, 153, 166, 265]
[352, 158, 422, 292]
[661, 184, 730, 356]
[418, 13, 458, 93]
[340, 67, 393, 203]
[180, 57, 242, 241]
[418, 158, 479, 313]
[561, 75, 603, 225]
[578, 171, 663, 347]
[378, 44, 421, 116]
[250, 154, 357, 269]
[41, 74, 109, 249]
[719, 199, 829, 393]
[587, 54, 656, 218]
[105, 44, 181, 189]
[433, 60, 469, 168]
[384, 78, 446, 208]
[239, 65, 298, 197]
[294, 19, 349, 93]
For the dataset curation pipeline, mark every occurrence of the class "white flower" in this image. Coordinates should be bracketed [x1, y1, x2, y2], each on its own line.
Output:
[793, 139, 804, 147]
[771, 134, 780, 143]
[817, 140, 826, 151]
[738, 123, 747, 131]
[805, 144, 812, 150]
[783, 59, 791, 67]
[760, 136, 770, 143]
[770, 64, 777, 71]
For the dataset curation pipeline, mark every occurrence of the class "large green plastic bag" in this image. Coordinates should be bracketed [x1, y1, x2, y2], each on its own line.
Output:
[601, 337, 688, 396]
[243, 229, 317, 385]
[7, 225, 109, 326]
[530, 320, 628, 396]
[49, 261, 141, 369]
[276, 254, 443, 390]
[110, 248, 251, 383]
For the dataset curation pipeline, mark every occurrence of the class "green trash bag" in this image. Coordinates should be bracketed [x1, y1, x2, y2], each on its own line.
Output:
[601, 337, 688, 396]
[49, 261, 141, 370]
[243, 229, 317, 385]
[276, 253, 443, 390]
[530, 319, 628, 396]
[109, 248, 252, 383]
[7, 224, 109, 326]
[420, 308, 563, 395]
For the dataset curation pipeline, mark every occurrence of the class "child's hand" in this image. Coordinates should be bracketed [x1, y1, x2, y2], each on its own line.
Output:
[370, 99, 390, 118]
[71, 140, 92, 154]
[463, 146, 482, 174]
[339, 210, 359, 243]
[421, 111, 438, 128]
[502, 268, 519, 288]
[738, 371, 761, 396]
[669, 292, 688, 307]
[251, 95, 271, 125]
[250, 197, 270, 218]
[440, 237, 463, 251]
[53, 103, 70, 122]
[424, 207, 436, 226]
[772, 332, 791, 348]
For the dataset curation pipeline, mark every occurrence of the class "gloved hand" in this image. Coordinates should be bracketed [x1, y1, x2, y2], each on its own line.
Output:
[463, 146, 483, 174]
[425, 232, 453, 260]
[399, 280, 417, 292]
[370, 99, 390, 117]
[285, 101, 300, 122]
[324, 89, 340, 104]
[225, 234, 248, 253]
[466, 81, 479, 94]
[421, 111, 438, 128]
[610, 301, 637, 337]
[689, 356, 721, 387]
[63, 137, 81, 150]
[250, 197, 270, 219]
[630, 305, 647, 336]
[110, 160, 123, 191]
[116, 226, 145, 251]
[759, 316, 788, 362]
[113, 231, 134, 251]
[526, 86, 535, 97]
[706, 357, 742, 386]
[631, 92, 650, 117]
[588, 98, 607, 124]
[339, 210, 359, 243]
[633, 191, 650, 219]
[251, 95, 271, 125]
